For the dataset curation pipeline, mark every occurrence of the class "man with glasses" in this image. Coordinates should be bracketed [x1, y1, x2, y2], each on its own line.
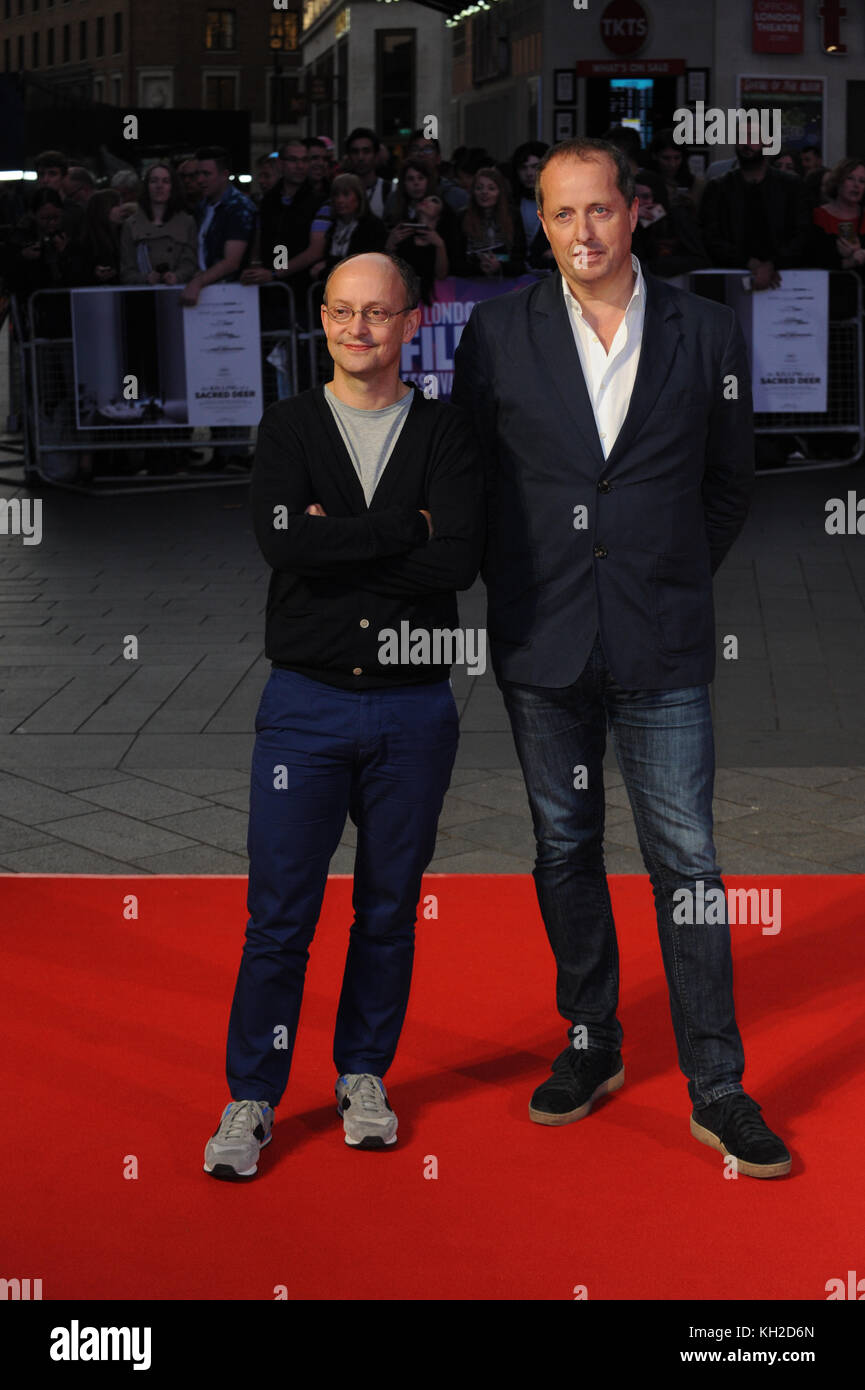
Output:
[203, 251, 484, 1180]
[177, 157, 206, 215]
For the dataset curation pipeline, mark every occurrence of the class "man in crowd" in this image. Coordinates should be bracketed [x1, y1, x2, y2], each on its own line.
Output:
[181, 145, 258, 469]
[177, 156, 205, 214]
[800, 143, 829, 211]
[203, 251, 484, 1179]
[343, 128, 394, 220]
[404, 130, 468, 214]
[452, 136, 792, 1180]
[181, 145, 256, 306]
[700, 138, 812, 289]
[241, 138, 322, 306]
[253, 153, 283, 204]
[61, 167, 97, 211]
[32, 151, 85, 240]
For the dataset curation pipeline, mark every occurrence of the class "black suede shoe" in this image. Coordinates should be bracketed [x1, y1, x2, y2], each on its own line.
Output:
[690, 1092, 791, 1178]
[529, 1045, 624, 1126]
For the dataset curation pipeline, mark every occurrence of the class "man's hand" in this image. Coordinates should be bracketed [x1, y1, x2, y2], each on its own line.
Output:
[162, 271, 178, 285]
[305, 503, 327, 516]
[420, 509, 433, 538]
[748, 258, 781, 291]
[181, 274, 203, 306]
[240, 265, 274, 285]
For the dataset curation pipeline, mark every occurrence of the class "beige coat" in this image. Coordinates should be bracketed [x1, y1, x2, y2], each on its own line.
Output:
[119, 208, 200, 284]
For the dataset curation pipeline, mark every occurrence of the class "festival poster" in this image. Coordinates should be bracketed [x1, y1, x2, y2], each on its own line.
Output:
[70, 282, 262, 429]
[400, 275, 541, 400]
[750, 270, 829, 413]
[182, 282, 262, 426]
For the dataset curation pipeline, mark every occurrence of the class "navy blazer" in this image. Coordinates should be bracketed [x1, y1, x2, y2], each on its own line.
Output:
[451, 267, 754, 689]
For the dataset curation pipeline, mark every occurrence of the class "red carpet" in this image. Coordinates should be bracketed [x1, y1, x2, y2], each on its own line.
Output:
[3, 873, 863, 1301]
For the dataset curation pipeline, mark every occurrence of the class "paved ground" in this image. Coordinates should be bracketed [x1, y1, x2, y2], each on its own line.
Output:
[0, 440, 864, 876]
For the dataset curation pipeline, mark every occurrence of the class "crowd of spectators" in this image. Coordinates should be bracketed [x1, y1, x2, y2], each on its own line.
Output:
[4, 127, 860, 316]
[1, 126, 862, 478]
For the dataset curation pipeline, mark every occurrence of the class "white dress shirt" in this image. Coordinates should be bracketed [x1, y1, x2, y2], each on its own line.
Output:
[561, 252, 646, 459]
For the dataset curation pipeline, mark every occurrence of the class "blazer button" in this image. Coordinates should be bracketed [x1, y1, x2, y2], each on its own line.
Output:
[597, 479, 611, 493]
[352, 667, 362, 675]
[594, 545, 608, 558]
[359, 619, 369, 628]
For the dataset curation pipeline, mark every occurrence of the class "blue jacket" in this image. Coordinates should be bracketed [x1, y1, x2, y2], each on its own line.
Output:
[451, 268, 754, 689]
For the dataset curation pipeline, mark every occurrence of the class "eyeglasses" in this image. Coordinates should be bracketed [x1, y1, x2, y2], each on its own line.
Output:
[324, 305, 413, 325]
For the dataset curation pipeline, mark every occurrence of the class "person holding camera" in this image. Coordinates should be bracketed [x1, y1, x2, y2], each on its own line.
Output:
[119, 163, 199, 286]
[454, 166, 527, 278]
[6, 189, 88, 305]
[384, 160, 458, 303]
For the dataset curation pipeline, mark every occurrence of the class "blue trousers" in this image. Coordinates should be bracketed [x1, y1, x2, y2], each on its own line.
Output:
[500, 637, 745, 1110]
[225, 669, 459, 1106]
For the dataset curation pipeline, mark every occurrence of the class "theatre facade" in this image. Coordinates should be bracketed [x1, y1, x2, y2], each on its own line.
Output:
[448, 0, 865, 167]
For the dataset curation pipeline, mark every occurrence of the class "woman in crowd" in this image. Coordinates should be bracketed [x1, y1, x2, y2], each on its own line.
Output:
[648, 129, 705, 210]
[630, 169, 709, 281]
[309, 174, 387, 281]
[384, 159, 458, 302]
[119, 162, 199, 285]
[455, 166, 526, 278]
[77, 188, 124, 285]
[810, 157, 865, 272]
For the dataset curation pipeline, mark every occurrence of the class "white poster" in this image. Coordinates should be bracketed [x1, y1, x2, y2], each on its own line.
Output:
[71, 282, 263, 429]
[751, 270, 829, 413]
[182, 282, 262, 426]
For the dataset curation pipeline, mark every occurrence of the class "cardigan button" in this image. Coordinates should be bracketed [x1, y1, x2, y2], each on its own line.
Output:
[352, 667, 362, 675]
[359, 619, 369, 628]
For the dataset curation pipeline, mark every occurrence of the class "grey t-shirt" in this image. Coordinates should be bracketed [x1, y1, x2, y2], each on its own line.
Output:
[324, 385, 414, 506]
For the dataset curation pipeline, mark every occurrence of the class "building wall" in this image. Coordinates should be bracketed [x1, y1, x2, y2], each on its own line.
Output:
[301, 0, 451, 155]
[451, 0, 865, 166]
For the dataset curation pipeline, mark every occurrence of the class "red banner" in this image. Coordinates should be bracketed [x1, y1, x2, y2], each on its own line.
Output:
[577, 59, 685, 76]
[752, 0, 804, 54]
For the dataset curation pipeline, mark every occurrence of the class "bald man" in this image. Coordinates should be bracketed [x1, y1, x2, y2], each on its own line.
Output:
[204, 252, 484, 1179]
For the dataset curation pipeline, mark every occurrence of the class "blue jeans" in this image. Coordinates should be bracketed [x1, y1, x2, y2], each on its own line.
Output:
[499, 637, 745, 1109]
[226, 669, 459, 1106]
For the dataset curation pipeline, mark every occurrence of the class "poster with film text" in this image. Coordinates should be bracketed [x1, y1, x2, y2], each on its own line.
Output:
[751, 270, 829, 413]
[399, 275, 540, 400]
[182, 282, 262, 426]
[71, 282, 262, 429]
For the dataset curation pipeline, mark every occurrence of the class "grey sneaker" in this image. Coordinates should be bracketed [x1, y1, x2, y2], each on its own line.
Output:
[203, 1099, 274, 1181]
[335, 1074, 397, 1148]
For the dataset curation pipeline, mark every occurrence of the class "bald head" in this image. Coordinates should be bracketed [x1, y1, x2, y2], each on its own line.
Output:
[324, 252, 409, 310]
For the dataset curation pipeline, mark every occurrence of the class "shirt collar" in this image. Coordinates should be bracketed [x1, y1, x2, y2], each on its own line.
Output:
[561, 252, 644, 320]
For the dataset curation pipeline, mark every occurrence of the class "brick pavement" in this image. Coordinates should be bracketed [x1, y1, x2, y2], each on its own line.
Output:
[0, 460, 864, 875]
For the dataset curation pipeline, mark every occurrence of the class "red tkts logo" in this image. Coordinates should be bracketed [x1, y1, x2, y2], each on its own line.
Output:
[600, 0, 650, 57]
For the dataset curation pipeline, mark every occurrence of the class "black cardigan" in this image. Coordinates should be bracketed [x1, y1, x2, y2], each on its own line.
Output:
[251, 383, 485, 689]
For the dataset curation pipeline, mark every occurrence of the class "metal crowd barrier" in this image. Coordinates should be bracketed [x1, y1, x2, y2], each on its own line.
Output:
[12, 281, 298, 494]
[305, 279, 328, 388]
[687, 268, 864, 473]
